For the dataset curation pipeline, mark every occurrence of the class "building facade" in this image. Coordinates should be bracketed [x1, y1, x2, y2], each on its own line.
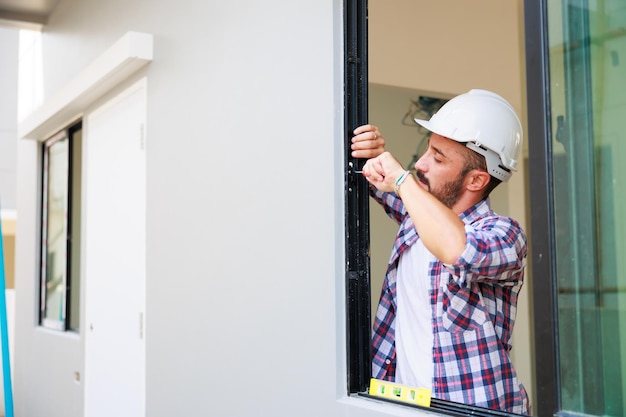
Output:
[0, 0, 624, 416]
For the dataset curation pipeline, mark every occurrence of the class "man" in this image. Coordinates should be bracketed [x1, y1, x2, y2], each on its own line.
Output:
[351, 89, 529, 415]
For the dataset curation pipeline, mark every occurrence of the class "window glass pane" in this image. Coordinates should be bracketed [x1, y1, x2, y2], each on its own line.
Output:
[548, 1, 626, 415]
[41, 134, 69, 329]
[69, 126, 82, 331]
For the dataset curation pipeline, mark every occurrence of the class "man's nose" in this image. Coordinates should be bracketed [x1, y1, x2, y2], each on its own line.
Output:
[414, 155, 426, 172]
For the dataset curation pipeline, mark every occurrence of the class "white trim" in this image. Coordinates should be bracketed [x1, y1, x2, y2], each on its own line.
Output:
[18, 31, 153, 141]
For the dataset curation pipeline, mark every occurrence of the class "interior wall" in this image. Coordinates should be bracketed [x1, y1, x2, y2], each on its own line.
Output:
[368, 0, 534, 408]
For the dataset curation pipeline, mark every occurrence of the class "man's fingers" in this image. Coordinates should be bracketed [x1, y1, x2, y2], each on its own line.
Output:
[352, 125, 380, 141]
[351, 125, 385, 159]
[353, 124, 376, 135]
[352, 148, 383, 159]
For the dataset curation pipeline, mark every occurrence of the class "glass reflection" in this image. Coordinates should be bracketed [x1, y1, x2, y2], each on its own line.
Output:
[548, 1, 626, 415]
[42, 136, 69, 328]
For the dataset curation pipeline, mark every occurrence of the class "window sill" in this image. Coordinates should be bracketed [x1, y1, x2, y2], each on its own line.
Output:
[340, 392, 525, 417]
[339, 393, 442, 417]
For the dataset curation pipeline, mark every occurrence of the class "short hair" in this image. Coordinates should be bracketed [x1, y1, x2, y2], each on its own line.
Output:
[460, 145, 502, 198]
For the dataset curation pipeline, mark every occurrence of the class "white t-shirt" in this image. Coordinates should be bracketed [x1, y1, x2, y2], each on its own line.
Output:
[395, 239, 434, 390]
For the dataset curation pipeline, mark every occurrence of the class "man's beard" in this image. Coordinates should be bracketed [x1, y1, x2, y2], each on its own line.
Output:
[416, 170, 465, 209]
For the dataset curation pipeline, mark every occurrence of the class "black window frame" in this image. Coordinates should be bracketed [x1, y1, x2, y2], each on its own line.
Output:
[344, 0, 372, 395]
[39, 121, 82, 332]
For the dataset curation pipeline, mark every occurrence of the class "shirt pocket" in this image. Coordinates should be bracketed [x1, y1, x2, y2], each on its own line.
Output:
[441, 279, 489, 333]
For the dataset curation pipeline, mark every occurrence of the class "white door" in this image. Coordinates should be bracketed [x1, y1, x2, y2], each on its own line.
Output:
[84, 79, 146, 417]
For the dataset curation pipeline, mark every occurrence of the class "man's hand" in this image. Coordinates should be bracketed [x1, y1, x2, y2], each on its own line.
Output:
[351, 124, 385, 159]
[362, 152, 406, 193]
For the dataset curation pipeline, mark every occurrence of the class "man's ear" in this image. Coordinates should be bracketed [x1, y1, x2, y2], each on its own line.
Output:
[465, 170, 491, 192]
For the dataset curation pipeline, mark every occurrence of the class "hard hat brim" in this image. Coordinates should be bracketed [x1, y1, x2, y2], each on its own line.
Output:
[414, 117, 462, 143]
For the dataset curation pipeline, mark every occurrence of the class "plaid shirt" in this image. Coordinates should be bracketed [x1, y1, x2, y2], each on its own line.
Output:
[371, 189, 529, 415]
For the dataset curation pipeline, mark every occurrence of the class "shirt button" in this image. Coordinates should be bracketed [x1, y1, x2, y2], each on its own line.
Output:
[385, 359, 391, 365]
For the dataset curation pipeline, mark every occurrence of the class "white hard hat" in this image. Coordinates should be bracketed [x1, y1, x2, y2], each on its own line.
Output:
[414, 89, 523, 182]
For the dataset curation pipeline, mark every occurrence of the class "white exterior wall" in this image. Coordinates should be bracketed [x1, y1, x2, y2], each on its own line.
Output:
[14, 1, 431, 416]
[0, 27, 18, 415]
[0, 27, 18, 209]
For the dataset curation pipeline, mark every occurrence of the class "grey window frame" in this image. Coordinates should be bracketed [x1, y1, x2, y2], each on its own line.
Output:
[524, 0, 559, 414]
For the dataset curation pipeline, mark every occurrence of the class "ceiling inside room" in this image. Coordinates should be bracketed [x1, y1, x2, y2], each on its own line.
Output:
[0, 0, 58, 29]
